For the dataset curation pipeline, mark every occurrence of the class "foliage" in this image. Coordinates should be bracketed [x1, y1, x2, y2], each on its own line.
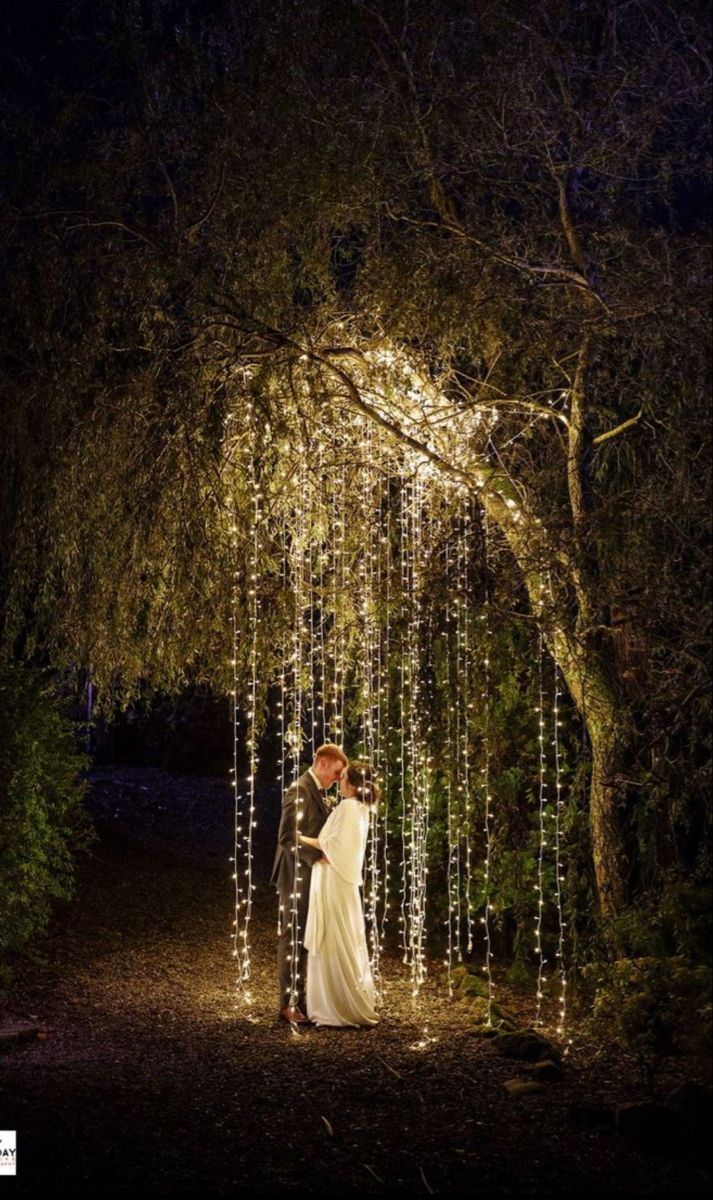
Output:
[0, 0, 709, 964]
[605, 874, 713, 965]
[1, 0, 708, 706]
[583, 954, 713, 1092]
[0, 662, 98, 970]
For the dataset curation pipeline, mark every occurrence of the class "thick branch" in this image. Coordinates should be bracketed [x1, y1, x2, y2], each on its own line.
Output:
[557, 175, 591, 278]
[567, 334, 591, 532]
[593, 409, 643, 446]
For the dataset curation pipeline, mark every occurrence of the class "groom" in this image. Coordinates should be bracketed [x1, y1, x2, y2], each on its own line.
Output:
[271, 742, 348, 1024]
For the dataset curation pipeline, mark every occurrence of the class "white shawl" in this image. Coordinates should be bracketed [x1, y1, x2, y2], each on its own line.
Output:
[317, 797, 368, 885]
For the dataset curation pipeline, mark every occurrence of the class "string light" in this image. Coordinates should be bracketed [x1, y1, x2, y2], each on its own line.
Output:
[285, 449, 308, 1012]
[377, 478, 392, 957]
[443, 508, 456, 994]
[547, 575, 569, 1046]
[225, 396, 572, 1047]
[231, 420, 260, 1010]
[276, 506, 289, 956]
[398, 468, 410, 962]
[316, 433, 328, 750]
[360, 418, 384, 1001]
[462, 493, 476, 956]
[534, 577, 549, 1028]
[407, 469, 430, 1000]
[230, 493, 244, 1000]
[479, 502, 495, 1024]
[454, 494, 468, 963]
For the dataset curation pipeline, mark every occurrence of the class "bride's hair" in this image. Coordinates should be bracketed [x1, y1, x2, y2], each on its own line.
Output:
[345, 761, 379, 807]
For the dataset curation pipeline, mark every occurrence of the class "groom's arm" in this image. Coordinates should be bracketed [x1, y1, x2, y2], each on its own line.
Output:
[298, 834, 330, 863]
[278, 783, 318, 867]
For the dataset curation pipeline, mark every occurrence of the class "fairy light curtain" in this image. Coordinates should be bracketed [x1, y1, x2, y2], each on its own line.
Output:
[226, 389, 570, 1041]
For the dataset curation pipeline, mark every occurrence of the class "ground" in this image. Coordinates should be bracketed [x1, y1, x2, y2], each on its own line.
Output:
[0, 766, 710, 1196]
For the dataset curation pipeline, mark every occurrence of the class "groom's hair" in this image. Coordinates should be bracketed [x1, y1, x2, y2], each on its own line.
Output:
[314, 743, 348, 767]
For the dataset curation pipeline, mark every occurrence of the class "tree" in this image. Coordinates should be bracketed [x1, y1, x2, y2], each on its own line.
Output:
[1, 0, 710, 934]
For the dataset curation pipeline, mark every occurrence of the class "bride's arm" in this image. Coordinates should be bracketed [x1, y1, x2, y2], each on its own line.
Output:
[298, 833, 329, 862]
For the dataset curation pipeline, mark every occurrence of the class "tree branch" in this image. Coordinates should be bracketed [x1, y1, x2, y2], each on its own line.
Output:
[64, 220, 158, 249]
[567, 333, 592, 532]
[183, 161, 226, 242]
[593, 409, 644, 446]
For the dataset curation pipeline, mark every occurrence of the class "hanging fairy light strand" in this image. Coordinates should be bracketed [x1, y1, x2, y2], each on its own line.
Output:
[442, 509, 458, 995]
[316, 434, 328, 750]
[360, 418, 384, 1000]
[546, 574, 570, 1044]
[285, 448, 309, 1012]
[337, 458, 348, 738]
[398, 469, 410, 962]
[479, 502, 495, 1023]
[408, 469, 431, 1001]
[275, 505, 289, 948]
[245, 456, 261, 970]
[306, 456, 318, 762]
[369, 432, 386, 1005]
[534, 578, 549, 1028]
[377, 480, 392, 952]
[552, 652, 568, 1038]
[461, 493, 476, 957]
[329, 447, 342, 744]
[229, 493, 243, 1001]
[454, 496, 469, 963]
[231, 424, 260, 1008]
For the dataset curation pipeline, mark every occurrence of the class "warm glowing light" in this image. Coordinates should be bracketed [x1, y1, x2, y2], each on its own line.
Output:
[226, 391, 570, 1042]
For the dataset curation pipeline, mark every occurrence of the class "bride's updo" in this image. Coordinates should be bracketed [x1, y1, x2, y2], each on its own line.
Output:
[345, 761, 379, 807]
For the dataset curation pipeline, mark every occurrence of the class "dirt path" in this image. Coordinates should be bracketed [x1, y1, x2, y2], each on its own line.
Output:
[0, 768, 710, 1195]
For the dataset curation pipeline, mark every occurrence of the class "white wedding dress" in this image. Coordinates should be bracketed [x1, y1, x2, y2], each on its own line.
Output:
[303, 796, 379, 1028]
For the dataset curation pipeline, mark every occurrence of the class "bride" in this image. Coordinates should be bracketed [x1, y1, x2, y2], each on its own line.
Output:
[298, 761, 380, 1028]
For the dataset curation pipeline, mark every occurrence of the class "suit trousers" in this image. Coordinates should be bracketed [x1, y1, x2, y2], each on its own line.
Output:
[277, 867, 311, 1011]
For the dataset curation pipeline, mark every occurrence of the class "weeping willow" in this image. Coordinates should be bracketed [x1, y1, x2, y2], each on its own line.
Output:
[216, 369, 571, 1038]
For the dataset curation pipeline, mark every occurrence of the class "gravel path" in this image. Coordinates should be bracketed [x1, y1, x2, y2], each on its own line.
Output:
[0, 766, 709, 1196]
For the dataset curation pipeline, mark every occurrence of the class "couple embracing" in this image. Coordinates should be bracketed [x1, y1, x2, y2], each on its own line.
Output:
[269, 743, 380, 1029]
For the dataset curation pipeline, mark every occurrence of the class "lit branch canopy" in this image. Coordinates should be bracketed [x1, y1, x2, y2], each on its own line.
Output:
[1, 0, 709, 971]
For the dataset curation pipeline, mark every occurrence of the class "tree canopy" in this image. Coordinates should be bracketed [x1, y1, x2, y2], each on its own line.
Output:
[1, 0, 710, 940]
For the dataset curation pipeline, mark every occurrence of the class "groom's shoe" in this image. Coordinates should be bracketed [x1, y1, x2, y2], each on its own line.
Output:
[280, 1004, 310, 1025]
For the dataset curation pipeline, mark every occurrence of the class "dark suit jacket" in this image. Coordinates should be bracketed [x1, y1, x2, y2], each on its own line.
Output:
[270, 770, 331, 892]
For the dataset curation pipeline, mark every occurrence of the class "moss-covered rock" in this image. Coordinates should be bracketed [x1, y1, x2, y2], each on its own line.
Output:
[459, 971, 492, 999]
[491, 1028, 561, 1062]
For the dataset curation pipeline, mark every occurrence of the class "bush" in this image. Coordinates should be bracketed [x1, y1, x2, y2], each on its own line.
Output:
[602, 879, 712, 963]
[0, 662, 98, 972]
[583, 955, 713, 1093]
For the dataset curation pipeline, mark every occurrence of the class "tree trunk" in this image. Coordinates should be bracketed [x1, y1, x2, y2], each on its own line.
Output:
[551, 633, 629, 923]
[482, 489, 630, 925]
[587, 690, 629, 923]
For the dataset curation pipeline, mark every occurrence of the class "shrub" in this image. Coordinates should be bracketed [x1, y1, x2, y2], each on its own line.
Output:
[0, 663, 98, 972]
[583, 955, 713, 1093]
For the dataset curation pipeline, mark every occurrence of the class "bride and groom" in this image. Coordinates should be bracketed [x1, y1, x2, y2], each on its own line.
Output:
[269, 743, 380, 1028]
